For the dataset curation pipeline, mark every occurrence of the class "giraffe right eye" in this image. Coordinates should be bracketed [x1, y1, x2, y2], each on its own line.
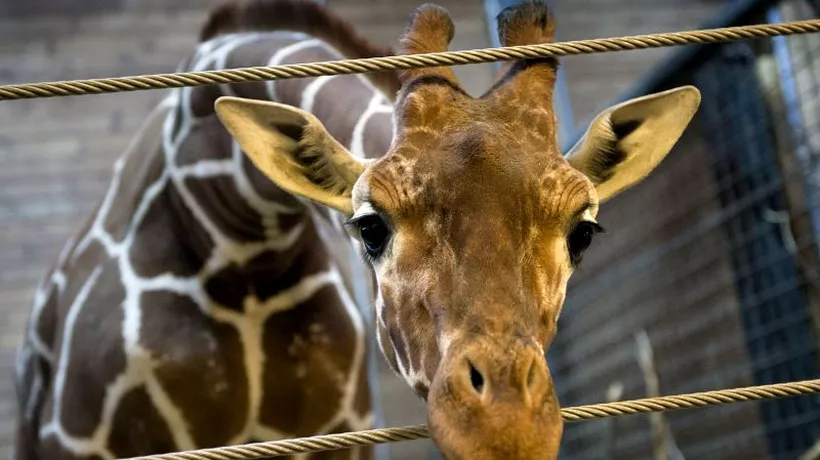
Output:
[355, 214, 391, 259]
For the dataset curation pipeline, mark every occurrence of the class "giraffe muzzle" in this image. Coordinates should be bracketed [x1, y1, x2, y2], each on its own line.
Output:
[425, 336, 563, 459]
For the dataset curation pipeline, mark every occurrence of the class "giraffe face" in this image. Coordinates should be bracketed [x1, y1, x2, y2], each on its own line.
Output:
[215, 2, 701, 458]
[348, 123, 597, 458]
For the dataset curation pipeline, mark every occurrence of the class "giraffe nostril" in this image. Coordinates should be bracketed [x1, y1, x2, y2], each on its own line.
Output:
[468, 360, 484, 394]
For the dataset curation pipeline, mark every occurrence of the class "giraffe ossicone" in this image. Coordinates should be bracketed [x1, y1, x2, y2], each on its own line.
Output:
[14, 0, 700, 459]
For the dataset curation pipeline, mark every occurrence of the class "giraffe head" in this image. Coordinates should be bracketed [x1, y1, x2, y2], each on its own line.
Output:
[215, 2, 700, 457]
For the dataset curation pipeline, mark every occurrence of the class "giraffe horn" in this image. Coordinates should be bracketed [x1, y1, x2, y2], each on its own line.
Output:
[397, 3, 461, 88]
[488, 1, 558, 100]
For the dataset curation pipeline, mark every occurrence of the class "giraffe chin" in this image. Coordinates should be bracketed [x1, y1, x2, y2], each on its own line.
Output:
[424, 338, 563, 460]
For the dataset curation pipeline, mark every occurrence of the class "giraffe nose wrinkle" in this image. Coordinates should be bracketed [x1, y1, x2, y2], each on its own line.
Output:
[522, 352, 546, 402]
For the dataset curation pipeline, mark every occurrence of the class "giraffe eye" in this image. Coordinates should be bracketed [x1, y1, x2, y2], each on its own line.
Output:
[355, 214, 391, 259]
[567, 221, 604, 266]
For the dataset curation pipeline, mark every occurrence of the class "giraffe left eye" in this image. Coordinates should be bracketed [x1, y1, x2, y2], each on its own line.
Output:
[356, 214, 391, 258]
[567, 221, 604, 266]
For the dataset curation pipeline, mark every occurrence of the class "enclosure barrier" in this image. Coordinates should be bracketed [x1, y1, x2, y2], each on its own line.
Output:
[3, 12, 820, 460]
[116, 380, 820, 459]
[0, 19, 819, 100]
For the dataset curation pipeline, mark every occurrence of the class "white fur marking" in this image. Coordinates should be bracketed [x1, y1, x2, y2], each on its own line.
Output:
[350, 93, 392, 158]
[265, 38, 324, 100]
[301, 75, 337, 113]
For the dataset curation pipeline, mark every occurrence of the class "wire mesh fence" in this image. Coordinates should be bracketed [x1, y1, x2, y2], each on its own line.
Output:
[552, 1, 820, 459]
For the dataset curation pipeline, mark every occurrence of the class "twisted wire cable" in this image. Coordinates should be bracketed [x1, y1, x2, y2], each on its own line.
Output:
[121, 378, 820, 460]
[1, 19, 819, 100]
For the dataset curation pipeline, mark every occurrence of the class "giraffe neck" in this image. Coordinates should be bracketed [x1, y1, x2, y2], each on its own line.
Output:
[16, 28, 397, 460]
[161, 30, 394, 310]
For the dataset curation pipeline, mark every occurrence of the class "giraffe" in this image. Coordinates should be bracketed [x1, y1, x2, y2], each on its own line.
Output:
[214, 1, 702, 459]
[11, 1, 702, 460]
[13, 1, 403, 459]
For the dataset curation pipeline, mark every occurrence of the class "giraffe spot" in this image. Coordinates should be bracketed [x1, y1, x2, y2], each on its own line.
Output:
[189, 84, 223, 119]
[352, 346, 372, 421]
[14, 414, 39, 460]
[259, 284, 361, 436]
[129, 183, 209, 278]
[174, 116, 233, 167]
[59, 258, 128, 438]
[35, 281, 59, 354]
[204, 227, 330, 311]
[140, 291, 248, 448]
[240, 152, 304, 218]
[182, 175, 268, 243]
[107, 385, 176, 457]
[38, 435, 105, 460]
[14, 340, 50, 438]
[102, 111, 168, 243]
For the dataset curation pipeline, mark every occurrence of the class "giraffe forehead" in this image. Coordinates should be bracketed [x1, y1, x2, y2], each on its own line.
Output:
[537, 165, 599, 217]
[363, 147, 594, 221]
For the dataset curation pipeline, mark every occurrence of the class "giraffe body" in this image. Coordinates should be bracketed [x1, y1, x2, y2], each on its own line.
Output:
[14, 4, 399, 458]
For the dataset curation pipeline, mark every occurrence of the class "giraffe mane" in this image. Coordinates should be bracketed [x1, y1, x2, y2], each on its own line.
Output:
[199, 0, 401, 100]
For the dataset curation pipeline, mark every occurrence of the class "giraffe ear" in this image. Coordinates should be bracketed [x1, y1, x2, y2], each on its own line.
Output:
[215, 96, 367, 215]
[565, 85, 701, 202]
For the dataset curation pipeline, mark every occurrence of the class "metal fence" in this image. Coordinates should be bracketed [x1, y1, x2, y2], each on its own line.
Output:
[552, 0, 820, 459]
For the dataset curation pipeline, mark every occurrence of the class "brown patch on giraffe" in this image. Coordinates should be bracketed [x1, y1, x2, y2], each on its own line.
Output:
[140, 291, 248, 447]
[101, 103, 168, 242]
[59, 257, 127, 438]
[38, 435, 105, 460]
[239, 152, 305, 220]
[352, 344, 372, 420]
[107, 385, 177, 458]
[174, 117, 234, 167]
[51, 237, 107, 351]
[14, 418, 39, 460]
[129, 184, 210, 278]
[204, 225, 327, 311]
[189, 83, 224, 119]
[259, 283, 359, 435]
[14, 343, 50, 460]
[182, 175, 268, 243]
[35, 281, 59, 353]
